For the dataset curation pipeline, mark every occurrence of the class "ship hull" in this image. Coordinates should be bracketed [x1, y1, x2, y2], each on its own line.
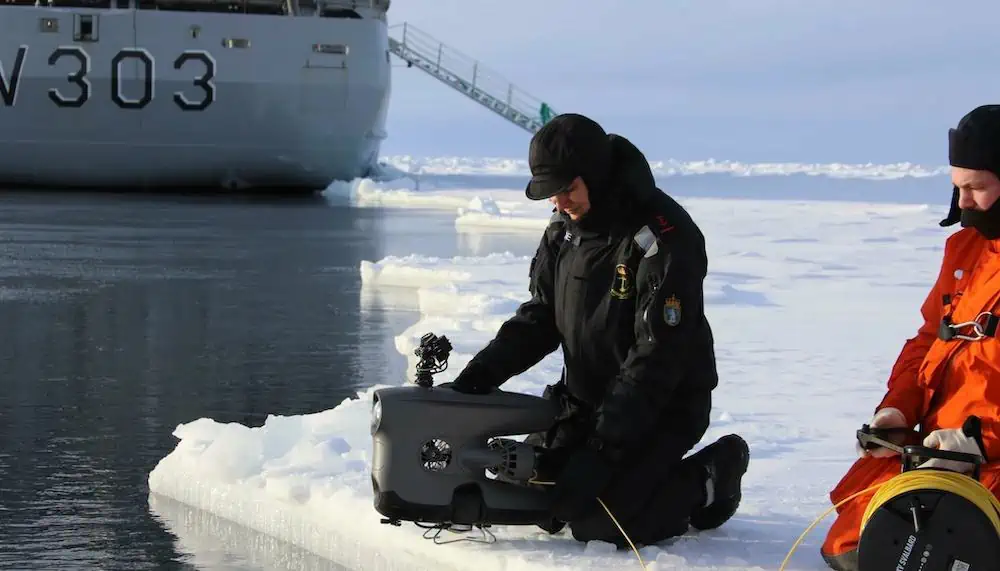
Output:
[0, 6, 391, 191]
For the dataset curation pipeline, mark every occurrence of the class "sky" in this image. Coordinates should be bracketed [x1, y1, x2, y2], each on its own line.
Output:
[380, 0, 1000, 166]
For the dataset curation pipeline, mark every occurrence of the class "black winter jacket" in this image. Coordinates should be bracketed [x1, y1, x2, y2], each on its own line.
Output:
[456, 135, 719, 453]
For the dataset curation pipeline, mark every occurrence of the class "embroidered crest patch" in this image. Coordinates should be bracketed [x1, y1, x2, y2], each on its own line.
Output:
[610, 264, 635, 299]
[663, 295, 681, 326]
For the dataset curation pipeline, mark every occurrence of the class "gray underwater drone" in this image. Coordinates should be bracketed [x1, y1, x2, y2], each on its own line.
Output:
[369, 332, 560, 542]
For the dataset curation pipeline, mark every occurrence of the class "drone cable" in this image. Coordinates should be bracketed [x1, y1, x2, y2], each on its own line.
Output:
[529, 479, 647, 570]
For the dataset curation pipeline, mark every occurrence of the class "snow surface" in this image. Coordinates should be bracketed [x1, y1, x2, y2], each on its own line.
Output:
[378, 155, 948, 180]
[148, 162, 955, 570]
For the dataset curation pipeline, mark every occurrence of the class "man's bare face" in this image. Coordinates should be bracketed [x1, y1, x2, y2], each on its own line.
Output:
[952, 166, 1000, 211]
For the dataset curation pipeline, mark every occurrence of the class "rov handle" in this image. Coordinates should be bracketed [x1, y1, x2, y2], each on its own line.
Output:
[857, 423, 985, 481]
[901, 445, 983, 481]
[903, 415, 987, 481]
[856, 425, 921, 454]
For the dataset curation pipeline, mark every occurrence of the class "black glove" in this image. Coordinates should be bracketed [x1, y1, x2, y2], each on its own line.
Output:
[449, 360, 496, 394]
[549, 443, 616, 522]
[535, 445, 575, 481]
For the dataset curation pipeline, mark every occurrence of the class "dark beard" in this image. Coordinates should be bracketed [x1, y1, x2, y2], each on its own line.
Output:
[960, 198, 1000, 239]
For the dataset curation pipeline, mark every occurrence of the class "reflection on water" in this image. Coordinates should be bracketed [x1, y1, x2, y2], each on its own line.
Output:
[0, 193, 477, 570]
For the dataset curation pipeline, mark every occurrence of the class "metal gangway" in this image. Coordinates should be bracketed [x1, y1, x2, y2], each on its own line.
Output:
[388, 22, 556, 134]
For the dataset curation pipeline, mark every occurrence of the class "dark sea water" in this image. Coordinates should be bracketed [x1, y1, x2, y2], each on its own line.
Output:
[0, 191, 537, 570]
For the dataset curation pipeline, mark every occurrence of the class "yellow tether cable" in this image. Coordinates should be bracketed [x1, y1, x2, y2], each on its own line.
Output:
[860, 470, 1000, 531]
[779, 469, 1000, 570]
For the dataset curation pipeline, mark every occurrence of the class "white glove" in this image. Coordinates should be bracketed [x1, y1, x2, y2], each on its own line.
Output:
[918, 428, 985, 474]
[856, 407, 907, 459]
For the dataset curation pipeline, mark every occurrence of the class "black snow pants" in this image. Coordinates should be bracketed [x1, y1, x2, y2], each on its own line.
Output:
[526, 382, 712, 547]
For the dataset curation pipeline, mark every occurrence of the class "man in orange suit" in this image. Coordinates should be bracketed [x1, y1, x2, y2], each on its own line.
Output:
[820, 104, 1000, 571]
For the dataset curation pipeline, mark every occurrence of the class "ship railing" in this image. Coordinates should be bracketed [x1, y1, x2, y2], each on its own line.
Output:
[7, 0, 288, 11]
[0, 0, 388, 14]
[320, 0, 388, 9]
[295, 0, 389, 14]
[1, 0, 115, 6]
[390, 22, 553, 130]
[139, 0, 285, 13]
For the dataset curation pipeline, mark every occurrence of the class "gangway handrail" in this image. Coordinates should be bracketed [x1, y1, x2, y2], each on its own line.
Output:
[388, 22, 556, 133]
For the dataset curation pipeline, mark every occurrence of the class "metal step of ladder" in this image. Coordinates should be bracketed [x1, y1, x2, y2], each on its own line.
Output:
[388, 22, 556, 134]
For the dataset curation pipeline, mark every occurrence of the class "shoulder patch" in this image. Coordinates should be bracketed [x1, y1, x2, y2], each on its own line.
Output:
[610, 263, 635, 299]
[663, 295, 681, 326]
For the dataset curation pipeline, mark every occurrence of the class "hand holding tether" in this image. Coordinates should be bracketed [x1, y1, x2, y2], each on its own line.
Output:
[856, 407, 908, 458]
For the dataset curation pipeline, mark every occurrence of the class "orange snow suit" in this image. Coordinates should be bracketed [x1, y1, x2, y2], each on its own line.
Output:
[820, 227, 1000, 566]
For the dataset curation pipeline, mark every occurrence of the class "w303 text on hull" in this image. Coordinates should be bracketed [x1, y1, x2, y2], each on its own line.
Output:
[0, 0, 392, 192]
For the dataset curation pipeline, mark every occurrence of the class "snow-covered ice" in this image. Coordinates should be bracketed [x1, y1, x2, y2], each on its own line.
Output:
[149, 493, 352, 571]
[148, 161, 955, 570]
[378, 155, 948, 180]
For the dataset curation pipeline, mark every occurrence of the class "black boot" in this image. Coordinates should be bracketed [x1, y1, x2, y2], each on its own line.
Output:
[537, 517, 566, 535]
[685, 434, 750, 531]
